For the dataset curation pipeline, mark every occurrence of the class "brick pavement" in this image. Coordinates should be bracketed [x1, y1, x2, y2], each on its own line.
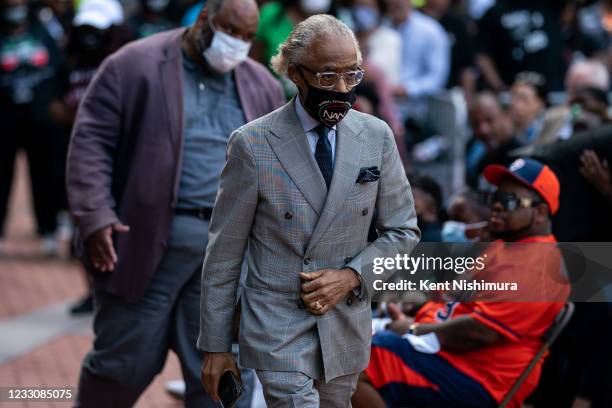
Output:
[0, 155, 182, 407]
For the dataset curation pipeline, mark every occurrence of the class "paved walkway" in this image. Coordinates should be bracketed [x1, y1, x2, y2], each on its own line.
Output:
[0, 155, 182, 408]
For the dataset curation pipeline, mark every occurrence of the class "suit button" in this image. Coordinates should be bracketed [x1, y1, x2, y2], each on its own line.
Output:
[344, 256, 352, 264]
[303, 258, 311, 265]
[346, 297, 353, 306]
[362, 208, 369, 216]
[285, 211, 293, 220]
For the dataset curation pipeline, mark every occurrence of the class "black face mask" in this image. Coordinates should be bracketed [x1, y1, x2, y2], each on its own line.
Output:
[1, 5, 28, 26]
[75, 28, 108, 52]
[297, 67, 356, 127]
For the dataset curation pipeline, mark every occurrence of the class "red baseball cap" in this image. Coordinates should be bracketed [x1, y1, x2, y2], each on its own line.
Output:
[484, 158, 560, 215]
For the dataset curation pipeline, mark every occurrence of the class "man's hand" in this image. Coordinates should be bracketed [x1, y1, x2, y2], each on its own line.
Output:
[300, 268, 360, 315]
[580, 149, 611, 197]
[87, 223, 130, 272]
[200, 352, 240, 402]
[385, 302, 414, 335]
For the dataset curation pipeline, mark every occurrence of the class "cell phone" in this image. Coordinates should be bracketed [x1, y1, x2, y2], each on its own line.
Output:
[218, 370, 243, 408]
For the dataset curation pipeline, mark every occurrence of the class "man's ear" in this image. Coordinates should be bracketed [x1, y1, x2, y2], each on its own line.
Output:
[535, 203, 550, 224]
[287, 65, 300, 86]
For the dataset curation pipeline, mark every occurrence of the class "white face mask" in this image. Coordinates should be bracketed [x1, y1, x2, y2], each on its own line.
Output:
[202, 19, 251, 73]
[300, 0, 332, 14]
[441, 221, 488, 243]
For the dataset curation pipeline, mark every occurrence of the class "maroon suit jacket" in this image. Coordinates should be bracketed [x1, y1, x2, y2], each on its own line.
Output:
[67, 28, 284, 302]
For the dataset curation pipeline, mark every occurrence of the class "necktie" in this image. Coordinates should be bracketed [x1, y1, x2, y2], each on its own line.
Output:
[314, 125, 334, 189]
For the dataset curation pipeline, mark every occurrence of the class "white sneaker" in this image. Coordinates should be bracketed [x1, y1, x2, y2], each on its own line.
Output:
[164, 379, 185, 401]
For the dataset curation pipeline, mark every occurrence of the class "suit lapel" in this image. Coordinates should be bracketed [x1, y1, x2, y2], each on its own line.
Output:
[266, 99, 327, 215]
[307, 111, 365, 253]
[159, 30, 184, 151]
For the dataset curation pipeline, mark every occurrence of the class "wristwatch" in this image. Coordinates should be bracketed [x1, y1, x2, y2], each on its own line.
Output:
[407, 322, 419, 336]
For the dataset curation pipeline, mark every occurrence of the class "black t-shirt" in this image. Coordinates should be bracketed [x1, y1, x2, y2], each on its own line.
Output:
[55, 61, 98, 118]
[439, 12, 475, 88]
[477, 0, 566, 91]
[0, 21, 63, 124]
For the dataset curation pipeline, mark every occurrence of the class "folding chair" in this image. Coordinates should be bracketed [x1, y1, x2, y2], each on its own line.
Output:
[498, 302, 575, 408]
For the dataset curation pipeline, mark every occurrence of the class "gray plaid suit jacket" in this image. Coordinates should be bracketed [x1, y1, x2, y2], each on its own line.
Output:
[197, 98, 420, 382]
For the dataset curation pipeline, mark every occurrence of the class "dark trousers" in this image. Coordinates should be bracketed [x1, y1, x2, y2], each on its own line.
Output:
[0, 122, 57, 237]
[76, 238, 217, 407]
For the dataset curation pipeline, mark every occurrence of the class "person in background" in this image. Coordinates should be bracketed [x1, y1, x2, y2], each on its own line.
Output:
[580, 149, 612, 207]
[535, 59, 609, 145]
[350, 0, 402, 89]
[127, 0, 176, 40]
[444, 189, 491, 242]
[66, 0, 284, 405]
[510, 71, 548, 144]
[476, 0, 566, 92]
[409, 174, 444, 242]
[0, 0, 64, 256]
[569, 86, 611, 134]
[349, 0, 406, 161]
[49, 0, 121, 314]
[383, 0, 450, 146]
[353, 158, 570, 408]
[384, 0, 449, 99]
[421, 0, 477, 98]
[466, 91, 522, 189]
[76, 0, 129, 55]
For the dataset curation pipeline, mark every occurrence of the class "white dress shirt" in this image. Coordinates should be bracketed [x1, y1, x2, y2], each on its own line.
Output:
[387, 11, 450, 98]
[294, 96, 337, 165]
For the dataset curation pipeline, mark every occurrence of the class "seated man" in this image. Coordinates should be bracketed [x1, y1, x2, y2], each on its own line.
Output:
[353, 158, 570, 408]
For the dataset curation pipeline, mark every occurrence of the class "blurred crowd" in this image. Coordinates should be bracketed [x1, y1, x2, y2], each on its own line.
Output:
[1, 0, 611, 406]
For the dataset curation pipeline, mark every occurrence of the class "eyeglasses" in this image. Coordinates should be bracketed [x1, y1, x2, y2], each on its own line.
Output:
[483, 191, 543, 212]
[297, 64, 365, 90]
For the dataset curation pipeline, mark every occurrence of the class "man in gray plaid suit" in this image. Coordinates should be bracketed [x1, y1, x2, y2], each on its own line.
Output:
[199, 15, 420, 407]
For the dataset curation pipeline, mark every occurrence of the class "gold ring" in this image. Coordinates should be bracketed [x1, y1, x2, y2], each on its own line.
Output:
[315, 301, 323, 310]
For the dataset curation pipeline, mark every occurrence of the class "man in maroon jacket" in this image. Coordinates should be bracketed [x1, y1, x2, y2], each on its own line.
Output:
[66, 0, 284, 405]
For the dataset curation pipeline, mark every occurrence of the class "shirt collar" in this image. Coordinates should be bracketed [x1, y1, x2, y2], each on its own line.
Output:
[294, 96, 336, 133]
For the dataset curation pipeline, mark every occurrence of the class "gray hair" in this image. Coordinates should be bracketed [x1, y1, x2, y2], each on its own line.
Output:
[270, 14, 362, 76]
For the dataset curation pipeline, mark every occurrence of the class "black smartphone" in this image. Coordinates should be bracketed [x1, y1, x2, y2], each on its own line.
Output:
[218, 370, 243, 408]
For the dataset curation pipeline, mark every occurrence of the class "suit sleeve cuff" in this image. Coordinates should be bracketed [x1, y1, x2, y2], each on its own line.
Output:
[345, 266, 365, 300]
[76, 209, 119, 242]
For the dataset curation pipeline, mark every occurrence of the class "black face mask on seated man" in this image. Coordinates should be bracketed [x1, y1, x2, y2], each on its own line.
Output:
[71, 25, 111, 64]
